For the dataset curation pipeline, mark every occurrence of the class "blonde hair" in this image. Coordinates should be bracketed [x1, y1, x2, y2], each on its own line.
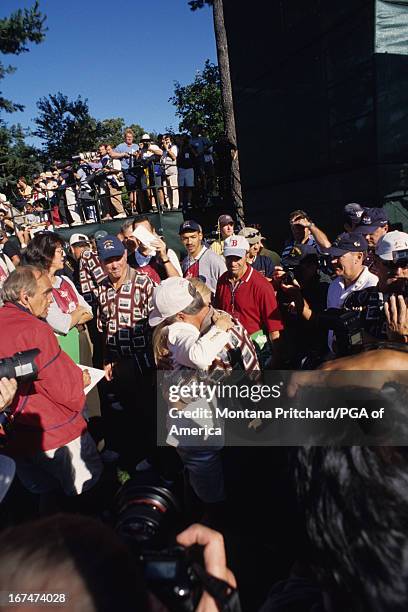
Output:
[152, 322, 170, 367]
[188, 277, 212, 306]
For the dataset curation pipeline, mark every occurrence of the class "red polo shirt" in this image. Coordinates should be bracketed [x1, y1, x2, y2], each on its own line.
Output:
[215, 266, 284, 336]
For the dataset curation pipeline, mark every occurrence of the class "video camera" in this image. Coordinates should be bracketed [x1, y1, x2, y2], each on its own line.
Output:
[318, 308, 363, 356]
[115, 472, 239, 611]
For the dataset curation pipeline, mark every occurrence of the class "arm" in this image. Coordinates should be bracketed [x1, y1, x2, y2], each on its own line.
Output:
[293, 216, 331, 250]
[169, 322, 231, 370]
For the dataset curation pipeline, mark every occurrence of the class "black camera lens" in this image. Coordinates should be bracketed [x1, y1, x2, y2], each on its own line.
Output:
[0, 349, 39, 383]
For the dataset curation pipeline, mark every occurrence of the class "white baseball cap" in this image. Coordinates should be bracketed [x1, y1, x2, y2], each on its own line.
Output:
[375, 230, 408, 261]
[149, 277, 195, 327]
[0, 194, 8, 203]
[224, 235, 250, 258]
[69, 233, 90, 247]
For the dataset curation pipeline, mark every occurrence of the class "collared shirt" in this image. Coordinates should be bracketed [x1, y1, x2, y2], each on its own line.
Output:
[327, 266, 378, 349]
[181, 246, 227, 293]
[79, 249, 107, 308]
[97, 266, 154, 364]
[215, 266, 284, 336]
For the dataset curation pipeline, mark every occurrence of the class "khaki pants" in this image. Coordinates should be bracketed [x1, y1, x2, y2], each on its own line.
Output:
[107, 183, 125, 215]
[163, 173, 179, 209]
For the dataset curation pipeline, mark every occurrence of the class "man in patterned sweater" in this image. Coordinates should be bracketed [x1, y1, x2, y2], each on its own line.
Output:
[96, 235, 155, 469]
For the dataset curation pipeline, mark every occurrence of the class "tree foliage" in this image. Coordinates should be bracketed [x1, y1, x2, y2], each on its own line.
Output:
[0, 123, 42, 193]
[169, 60, 223, 141]
[0, 1, 47, 113]
[188, 0, 213, 9]
[33, 92, 103, 161]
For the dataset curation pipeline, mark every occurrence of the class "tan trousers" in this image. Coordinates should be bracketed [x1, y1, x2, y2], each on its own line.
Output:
[163, 173, 179, 209]
[107, 183, 125, 215]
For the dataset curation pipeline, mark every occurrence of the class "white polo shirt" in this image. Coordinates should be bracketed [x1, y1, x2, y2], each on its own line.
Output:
[327, 266, 378, 349]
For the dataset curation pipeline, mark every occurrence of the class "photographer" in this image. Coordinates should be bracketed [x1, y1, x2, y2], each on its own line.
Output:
[159, 133, 179, 210]
[277, 245, 329, 367]
[0, 266, 103, 501]
[98, 144, 127, 219]
[75, 158, 98, 223]
[281, 210, 330, 259]
[138, 134, 163, 212]
[343, 230, 408, 342]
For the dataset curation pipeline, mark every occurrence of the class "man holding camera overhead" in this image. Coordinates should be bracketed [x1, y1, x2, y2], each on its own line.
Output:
[0, 266, 102, 499]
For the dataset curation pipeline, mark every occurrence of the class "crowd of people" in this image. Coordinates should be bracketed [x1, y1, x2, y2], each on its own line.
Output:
[2, 127, 237, 238]
[0, 200, 408, 610]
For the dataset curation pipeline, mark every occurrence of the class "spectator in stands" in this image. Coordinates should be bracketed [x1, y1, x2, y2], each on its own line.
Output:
[0, 230, 20, 265]
[215, 235, 283, 366]
[210, 214, 235, 256]
[178, 134, 198, 212]
[104, 144, 127, 219]
[179, 220, 226, 293]
[137, 134, 162, 212]
[239, 226, 275, 280]
[0, 266, 103, 500]
[159, 133, 179, 210]
[111, 128, 140, 213]
[16, 177, 33, 204]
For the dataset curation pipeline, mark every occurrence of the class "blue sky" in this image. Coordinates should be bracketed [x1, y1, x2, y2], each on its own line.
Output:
[1, 0, 217, 143]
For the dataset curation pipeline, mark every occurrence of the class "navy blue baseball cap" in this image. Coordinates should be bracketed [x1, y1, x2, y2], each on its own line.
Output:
[355, 207, 388, 233]
[179, 220, 202, 234]
[97, 235, 125, 261]
[328, 232, 368, 257]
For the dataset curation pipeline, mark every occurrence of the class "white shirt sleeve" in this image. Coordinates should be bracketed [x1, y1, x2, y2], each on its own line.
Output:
[168, 322, 230, 370]
[167, 249, 182, 276]
[46, 276, 92, 335]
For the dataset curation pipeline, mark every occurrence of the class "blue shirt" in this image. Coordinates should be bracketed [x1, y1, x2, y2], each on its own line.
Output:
[115, 142, 140, 170]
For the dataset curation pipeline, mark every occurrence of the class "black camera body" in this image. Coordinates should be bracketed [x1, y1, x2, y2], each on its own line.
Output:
[0, 349, 39, 448]
[319, 308, 363, 356]
[114, 473, 202, 611]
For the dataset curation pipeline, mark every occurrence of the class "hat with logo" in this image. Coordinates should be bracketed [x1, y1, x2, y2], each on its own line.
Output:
[328, 232, 368, 256]
[355, 207, 388, 233]
[224, 235, 250, 258]
[375, 230, 408, 261]
[218, 214, 234, 227]
[97, 234, 125, 261]
[238, 227, 266, 245]
[179, 220, 202, 234]
[149, 277, 195, 327]
[93, 229, 108, 241]
[69, 233, 90, 247]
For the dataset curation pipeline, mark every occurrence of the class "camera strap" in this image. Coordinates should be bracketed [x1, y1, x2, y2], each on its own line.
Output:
[192, 563, 242, 611]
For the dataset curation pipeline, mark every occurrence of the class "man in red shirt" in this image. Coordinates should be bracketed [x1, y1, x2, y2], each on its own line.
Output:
[215, 235, 284, 367]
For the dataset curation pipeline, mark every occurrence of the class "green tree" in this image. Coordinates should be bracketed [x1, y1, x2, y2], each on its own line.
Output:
[169, 60, 223, 141]
[0, 1, 47, 113]
[33, 92, 103, 161]
[98, 117, 125, 147]
[0, 123, 41, 193]
[189, 0, 243, 224]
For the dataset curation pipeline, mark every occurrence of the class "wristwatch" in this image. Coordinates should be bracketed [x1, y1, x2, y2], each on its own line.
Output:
[161, 259, 170, 264]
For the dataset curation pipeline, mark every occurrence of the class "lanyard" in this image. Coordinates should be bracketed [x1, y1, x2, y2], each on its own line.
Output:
[229, 280, 243, 314]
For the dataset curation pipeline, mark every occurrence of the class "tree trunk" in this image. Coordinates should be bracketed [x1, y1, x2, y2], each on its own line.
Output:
[212, 0, 245, 226]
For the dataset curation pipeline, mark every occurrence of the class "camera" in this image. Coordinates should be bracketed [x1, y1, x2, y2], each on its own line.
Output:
[0, 349, 39, 383]
[319, 308, 363, 356]
[0, 349, 39, 448]
[114, 472, 202, 611]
